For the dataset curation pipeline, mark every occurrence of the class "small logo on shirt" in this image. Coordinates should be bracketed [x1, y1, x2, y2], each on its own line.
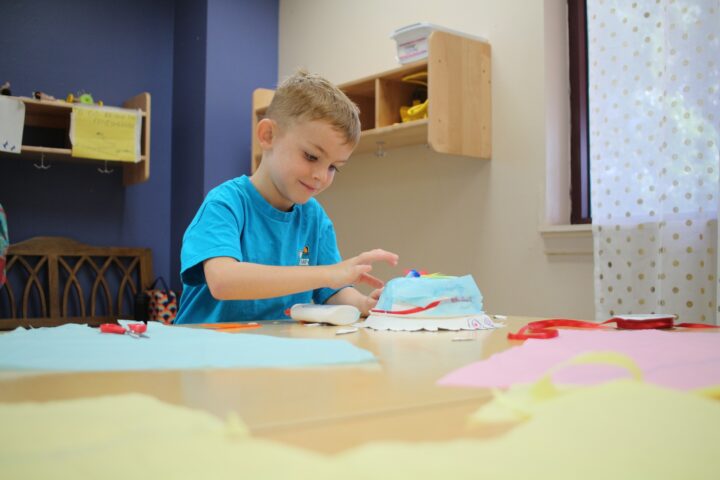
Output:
[298, 245, 310, 266]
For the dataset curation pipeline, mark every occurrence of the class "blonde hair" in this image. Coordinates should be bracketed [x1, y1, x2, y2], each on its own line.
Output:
[266, 70, 361, 146]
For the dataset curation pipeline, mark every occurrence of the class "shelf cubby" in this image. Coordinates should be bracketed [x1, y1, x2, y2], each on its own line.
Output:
[251, 30, 491, 171]
[1, 93, 151, 186]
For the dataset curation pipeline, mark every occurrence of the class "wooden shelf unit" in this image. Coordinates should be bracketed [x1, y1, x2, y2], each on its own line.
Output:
[2, 93, 151, 186]
[251, 31, 491, 171]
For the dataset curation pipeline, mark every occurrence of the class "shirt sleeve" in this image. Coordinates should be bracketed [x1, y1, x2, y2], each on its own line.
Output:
[181, 199, 245, 286]
[312, 211, 345, 305]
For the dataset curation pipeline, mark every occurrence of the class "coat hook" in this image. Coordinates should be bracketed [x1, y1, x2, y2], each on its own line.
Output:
[34, 153, 51, 170]
[375, 141, 386, 158]
[98, 160, 114, 174]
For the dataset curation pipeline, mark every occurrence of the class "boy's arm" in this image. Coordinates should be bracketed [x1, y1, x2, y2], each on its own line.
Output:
[204, 249, 398, 301]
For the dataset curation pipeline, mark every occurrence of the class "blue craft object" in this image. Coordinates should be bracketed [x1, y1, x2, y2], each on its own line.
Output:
[0, 323, 375, 371]
[375, 274, 484, 317]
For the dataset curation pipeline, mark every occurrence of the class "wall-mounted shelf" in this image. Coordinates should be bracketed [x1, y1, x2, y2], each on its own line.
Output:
[251, 31, 491, 171]
[1, 93, 151, 186]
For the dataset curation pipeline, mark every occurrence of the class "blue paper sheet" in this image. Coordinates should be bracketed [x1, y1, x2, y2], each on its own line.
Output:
[0, 322, 375, 371]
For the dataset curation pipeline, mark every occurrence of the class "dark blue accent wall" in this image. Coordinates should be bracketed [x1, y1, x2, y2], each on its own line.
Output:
[171, 0, 209, 293]
[170, 0, 278, 290]
[204, 0, 279, 190]
[0, 0, 279, 292]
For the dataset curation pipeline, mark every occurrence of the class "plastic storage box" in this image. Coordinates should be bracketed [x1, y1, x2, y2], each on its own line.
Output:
[390, 22, 487, 64]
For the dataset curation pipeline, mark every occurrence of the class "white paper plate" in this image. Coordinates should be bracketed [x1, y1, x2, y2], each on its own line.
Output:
[359, 313, 501, 332]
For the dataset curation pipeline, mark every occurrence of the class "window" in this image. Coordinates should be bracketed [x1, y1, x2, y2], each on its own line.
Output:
[568, 0, 591, 224]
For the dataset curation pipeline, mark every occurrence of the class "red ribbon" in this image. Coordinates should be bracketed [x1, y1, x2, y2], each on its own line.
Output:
[370, 300, 442, 315]
[508, 317, 718, 341]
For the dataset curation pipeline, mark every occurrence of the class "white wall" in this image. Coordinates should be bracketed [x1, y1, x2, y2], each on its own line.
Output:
[278, 0, 594, 319]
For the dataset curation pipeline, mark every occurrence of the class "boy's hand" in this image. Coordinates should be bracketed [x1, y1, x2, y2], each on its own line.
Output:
[364, 288, 383, 312]
[327, 249, 398, 289]
[326, 286, 384, 317]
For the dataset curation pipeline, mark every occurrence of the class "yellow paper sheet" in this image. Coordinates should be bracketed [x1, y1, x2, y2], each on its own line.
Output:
[471, 351, 720, 426]
[2, 383, 720, 479]
[70, 105, 141, 162]
[471, 351, 647, 423]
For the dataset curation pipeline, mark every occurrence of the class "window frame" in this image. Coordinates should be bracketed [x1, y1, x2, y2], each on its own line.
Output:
[568, 0, 591, 224]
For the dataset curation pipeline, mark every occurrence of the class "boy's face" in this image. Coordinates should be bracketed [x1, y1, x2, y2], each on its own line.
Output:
[261, 119, 354, 210]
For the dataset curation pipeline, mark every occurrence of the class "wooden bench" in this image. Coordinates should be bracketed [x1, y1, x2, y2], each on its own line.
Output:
[0, 236, 154, 330]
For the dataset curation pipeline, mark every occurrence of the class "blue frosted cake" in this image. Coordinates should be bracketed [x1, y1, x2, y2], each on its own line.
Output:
[371, 274, 484, 318]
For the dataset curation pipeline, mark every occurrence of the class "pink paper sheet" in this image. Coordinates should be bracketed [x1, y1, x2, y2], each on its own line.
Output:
[438, 329, 720, 390]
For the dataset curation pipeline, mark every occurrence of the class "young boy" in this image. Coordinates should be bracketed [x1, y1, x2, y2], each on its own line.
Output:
[174, 70, 399, 324]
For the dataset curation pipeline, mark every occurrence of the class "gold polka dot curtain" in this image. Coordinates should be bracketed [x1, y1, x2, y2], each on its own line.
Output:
[588, 0, 719, 323]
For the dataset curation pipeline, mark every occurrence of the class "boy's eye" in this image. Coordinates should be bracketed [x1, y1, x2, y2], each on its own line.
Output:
[330, 165, 341, 173]
[303, 151, 318, 162]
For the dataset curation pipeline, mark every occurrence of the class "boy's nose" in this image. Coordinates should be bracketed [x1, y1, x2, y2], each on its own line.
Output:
[312, 166, 327, 183]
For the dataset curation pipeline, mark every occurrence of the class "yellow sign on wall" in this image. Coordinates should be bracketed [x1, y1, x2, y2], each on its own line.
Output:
[70, 105, 141, 163]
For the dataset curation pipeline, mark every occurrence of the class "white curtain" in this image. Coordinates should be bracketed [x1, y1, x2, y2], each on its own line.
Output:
[588, 0, 719, 323]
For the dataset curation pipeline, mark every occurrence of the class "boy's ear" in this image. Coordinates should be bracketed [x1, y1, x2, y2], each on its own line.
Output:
[257, 118, 275, 149]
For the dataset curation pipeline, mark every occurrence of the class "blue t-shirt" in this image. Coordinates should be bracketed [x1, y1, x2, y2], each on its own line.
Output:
[175, 176, 343, 324]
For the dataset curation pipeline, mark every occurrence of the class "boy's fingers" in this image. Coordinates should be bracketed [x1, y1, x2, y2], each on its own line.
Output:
[366, 296, 379, 310]
[357, 249, 399, 267]
[358, 272, 384, 289]
[353, 264, 372, 279]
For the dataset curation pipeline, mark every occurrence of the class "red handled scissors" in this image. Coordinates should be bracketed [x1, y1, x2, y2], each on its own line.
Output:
[100, 322, 149, 339]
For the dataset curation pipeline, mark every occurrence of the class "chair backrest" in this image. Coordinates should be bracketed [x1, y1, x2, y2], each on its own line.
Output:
[0, 236, 154, 330]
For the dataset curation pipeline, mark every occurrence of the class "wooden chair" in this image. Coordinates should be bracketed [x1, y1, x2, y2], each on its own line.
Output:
[0, 236, 154, 330]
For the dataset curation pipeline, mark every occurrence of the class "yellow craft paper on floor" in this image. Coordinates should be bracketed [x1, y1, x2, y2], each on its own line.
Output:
[2, 382, 720, 479]
[70, 105, 141, 162]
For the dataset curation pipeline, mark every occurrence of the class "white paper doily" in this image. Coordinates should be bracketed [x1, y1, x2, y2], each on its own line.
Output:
[358, 313, 501, 332]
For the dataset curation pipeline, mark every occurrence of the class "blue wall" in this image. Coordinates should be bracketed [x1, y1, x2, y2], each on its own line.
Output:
[0, 0, 279, 292]
[171, 0, 209, 293]
[170, 0, 278, 289]
[204, 0, 279, 189]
